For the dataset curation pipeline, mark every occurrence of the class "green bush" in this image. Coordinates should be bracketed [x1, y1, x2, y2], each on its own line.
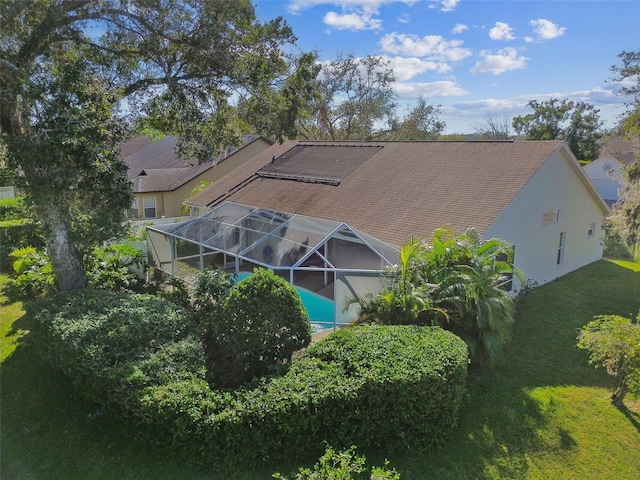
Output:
[0, 197, 45, 270]
[85, 242, 146, 292]
[28, 289, 204, 410]
[273, 444, 401, 479]
[207, 268, 311, 388]
[3, 246, 55, 300]
[136, 325, 468, 466]
[29, 287, 467, 469]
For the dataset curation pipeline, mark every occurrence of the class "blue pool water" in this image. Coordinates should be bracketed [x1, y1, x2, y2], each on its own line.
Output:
[236, 272, 335, 324]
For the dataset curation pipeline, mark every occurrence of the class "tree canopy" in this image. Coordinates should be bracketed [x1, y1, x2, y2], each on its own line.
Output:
[512, 98, 603, 161]
[297, 52, 398, 141]
[577, 312, 640, 406]
[610, 49, 640, 138]
[0, 0, 314, 290]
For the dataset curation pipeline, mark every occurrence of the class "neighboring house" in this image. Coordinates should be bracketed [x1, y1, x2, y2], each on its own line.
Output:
[583, 137, 637, 208]
[182, 140, 609, 289]
[122, 135, 272, 219]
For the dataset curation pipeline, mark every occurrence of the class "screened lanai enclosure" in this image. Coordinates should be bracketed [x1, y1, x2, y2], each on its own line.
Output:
[146, 202, 399, 329]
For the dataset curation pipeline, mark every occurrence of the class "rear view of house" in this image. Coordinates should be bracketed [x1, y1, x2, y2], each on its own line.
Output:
[149, 140, 609, 324]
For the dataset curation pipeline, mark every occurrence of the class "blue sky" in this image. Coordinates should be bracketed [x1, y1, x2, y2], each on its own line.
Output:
[254, 0, 639, 134]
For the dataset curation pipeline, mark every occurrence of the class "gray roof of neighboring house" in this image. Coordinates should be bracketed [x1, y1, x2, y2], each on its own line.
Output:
[601, 137, 638, 156]
[125, 134, 266, 192]
[185, 140, 597, 248]
[609, 151, 637, 165]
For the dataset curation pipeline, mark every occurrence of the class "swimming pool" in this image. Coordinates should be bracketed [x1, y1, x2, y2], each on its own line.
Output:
[236, 272, 335, 324]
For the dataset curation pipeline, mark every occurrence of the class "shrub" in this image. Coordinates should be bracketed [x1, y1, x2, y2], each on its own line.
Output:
[3, 246, 56, 301]
[85, 242, 146, 292]
[0, 197, 45, 269]
[28, 289, 204, 410]
[273, 444, 401, 479]
[29, 287, 467, 469]
[136, 325, 468, 466]
[207, 268, 311, 388]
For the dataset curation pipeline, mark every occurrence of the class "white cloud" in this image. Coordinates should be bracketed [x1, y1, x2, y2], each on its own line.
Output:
[397, 13, 410, 24]
[489, 22, 515, 41]
[470, 47, 527, 75]
[380, 32, 472, 62]
[452, 23, 468, 34]
[394, 80, 468, 98]
[323, 10, 383, 30]
[437, 0, 461, 12]
[527, 19, 566, 41]
[384, 55, 451, 80]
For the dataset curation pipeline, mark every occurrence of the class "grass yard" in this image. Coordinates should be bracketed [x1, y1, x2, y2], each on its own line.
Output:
[2, 259, 639, 479]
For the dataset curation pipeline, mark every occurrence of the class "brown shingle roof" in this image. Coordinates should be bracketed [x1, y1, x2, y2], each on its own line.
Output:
[601, 137, 638, 155]
[187, 140, 567, 248]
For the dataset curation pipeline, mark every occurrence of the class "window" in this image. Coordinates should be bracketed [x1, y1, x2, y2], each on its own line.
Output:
[143, 196, 157, 218]
[543, 210, 559, 225]
[587, 222, 595, 237]
[128, 198, 139, 219]
[190, 206, 200, 217]
[556, 232, 566, 266]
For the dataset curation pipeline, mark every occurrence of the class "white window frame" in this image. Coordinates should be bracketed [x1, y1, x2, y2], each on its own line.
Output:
[143, 196, 157, 218]
[587, 222, 595, 237]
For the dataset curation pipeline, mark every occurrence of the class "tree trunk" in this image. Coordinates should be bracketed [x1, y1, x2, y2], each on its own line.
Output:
[36, 203, 88, 291]
[611, 377, 629, 407]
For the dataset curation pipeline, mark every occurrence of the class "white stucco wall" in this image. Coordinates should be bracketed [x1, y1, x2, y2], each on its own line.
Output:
[583, 156, 624, 203]
[485, 147, 608, 289]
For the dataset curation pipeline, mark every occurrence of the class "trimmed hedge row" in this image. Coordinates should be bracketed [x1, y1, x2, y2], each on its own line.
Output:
[28, 289, 205, 411]
[0, 197, 44, 270]
[29, 290, 468, 468]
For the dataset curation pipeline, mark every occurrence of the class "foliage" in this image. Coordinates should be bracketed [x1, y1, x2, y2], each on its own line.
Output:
[1, 1, 313, 291]
[607, 158, 640, 256]
[3, 243, 147, 302]
[298, 52, 398, 140]
[236, 51, 321, 142]
[208, 268, 311, 388]
[0, 197, 44, 270]
[27, 289, 204, 411]
[385, 97, 446, 140]
[473, 114, 513, 139]
[273, 444, 401, 479]
[137, 325, 468, 466]
[26, 288, 467, 469]
[85, 243, 147, 292]
[353, 228, 522, 366]
[3, 246, 55, 301]
[512, 98, 603, 160]
[602, 220, 635, 260]
[4, 261, 640, 479]
[610, 50, 640, 137]
[577, 312, 640, 405]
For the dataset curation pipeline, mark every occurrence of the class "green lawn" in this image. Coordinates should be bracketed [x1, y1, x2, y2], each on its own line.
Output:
[2, 259, 639, 479]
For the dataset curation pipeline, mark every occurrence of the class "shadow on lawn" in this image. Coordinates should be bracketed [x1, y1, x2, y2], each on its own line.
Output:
[392, 260, 640, 479]
[1, 313, 217, 480]
[616, 404, 640, 434]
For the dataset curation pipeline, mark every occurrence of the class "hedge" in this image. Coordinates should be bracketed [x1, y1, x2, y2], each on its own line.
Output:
[135, 325, 468, 467]
[29, 290, 469, 468]
[28, 289, 205, 411]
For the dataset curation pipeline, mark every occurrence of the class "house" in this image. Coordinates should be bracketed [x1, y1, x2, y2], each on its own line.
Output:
[149, 140, 609, 325]
[121, 135, 272, 219]
[583, 137, 638, 208]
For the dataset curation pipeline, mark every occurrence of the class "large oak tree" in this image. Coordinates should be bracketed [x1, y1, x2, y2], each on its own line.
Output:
[0, 0, 314, 291]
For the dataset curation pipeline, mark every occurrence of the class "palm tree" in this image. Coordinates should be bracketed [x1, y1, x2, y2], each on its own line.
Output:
[353, 228, 523, 365]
